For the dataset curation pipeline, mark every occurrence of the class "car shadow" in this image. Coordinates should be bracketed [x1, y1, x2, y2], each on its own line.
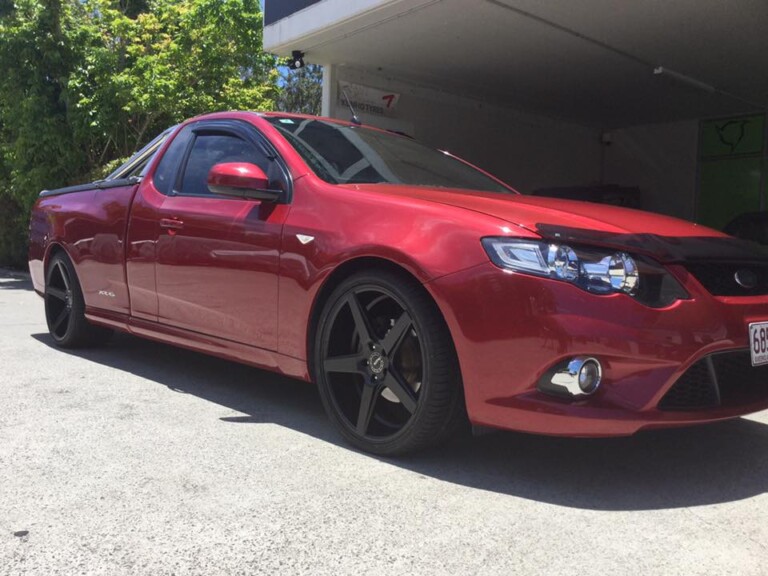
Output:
[31, 331, 768, 511]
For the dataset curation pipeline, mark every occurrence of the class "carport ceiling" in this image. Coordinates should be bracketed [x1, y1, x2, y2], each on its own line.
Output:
[288, 0, 768, 127]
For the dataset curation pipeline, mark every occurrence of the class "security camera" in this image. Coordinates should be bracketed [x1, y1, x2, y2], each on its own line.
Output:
[288, 50, 305, 70]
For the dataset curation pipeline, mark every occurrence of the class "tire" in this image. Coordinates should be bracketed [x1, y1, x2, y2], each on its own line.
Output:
[313, 269, 464, 455]
[45, 252, 113, 348]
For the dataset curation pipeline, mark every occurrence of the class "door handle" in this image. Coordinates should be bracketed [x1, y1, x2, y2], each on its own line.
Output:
[160, 218, 184, 231]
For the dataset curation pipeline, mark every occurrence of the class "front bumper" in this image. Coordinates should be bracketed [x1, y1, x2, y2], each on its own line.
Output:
[427, 262, 768, 436]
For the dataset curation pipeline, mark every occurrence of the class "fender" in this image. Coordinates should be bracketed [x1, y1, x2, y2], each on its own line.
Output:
[274, 173, 538, 361]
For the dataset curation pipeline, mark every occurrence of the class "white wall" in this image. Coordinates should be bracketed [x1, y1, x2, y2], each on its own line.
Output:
[602, 121, 699, 220]
[324, 65, 603, 194]
[321, 66, 700, 219]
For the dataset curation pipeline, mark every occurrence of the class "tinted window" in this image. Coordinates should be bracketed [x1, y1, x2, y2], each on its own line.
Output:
[179, 134, 263, 197]
[153, 126, 194, 195]
[264, 116, 511, 193]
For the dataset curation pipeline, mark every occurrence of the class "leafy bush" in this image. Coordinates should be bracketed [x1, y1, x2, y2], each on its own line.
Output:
[0, 0, 279, 268]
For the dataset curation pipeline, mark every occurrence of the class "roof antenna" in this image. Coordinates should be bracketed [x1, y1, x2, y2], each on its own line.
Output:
[341, 89, 362, 125]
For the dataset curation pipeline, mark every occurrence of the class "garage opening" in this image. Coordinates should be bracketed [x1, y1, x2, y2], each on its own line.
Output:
[265, 0, 768, 236]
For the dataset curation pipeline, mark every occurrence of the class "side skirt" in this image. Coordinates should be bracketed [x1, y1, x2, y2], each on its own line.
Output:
[85, 308, 310, 381]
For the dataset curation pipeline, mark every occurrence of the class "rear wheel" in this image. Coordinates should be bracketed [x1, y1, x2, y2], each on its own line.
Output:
[45, 252, 112, 348]
[314, 269, 463, 455]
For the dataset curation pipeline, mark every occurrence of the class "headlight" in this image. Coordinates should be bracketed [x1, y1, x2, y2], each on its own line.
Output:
[482, 238, 687, 307]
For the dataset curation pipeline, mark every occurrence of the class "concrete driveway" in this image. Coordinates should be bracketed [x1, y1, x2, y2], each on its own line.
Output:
[2, 268, 767, 575]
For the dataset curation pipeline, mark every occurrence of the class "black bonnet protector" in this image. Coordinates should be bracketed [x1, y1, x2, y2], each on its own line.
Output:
[535, 224, 768, 264]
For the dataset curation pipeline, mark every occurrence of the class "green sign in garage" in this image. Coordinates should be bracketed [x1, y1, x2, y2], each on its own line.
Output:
[698, 114, 766, 230]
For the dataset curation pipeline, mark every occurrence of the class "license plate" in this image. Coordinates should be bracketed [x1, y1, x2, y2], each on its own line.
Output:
[749, 322, 768, 366]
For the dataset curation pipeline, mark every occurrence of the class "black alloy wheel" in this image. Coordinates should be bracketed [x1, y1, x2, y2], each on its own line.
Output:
[314, 270, 463, 455]
[45, 252, 112, 348]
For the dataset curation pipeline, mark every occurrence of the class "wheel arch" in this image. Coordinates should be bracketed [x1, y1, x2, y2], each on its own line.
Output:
[39, 242, 79, 299]
[44, 242, 69, 274]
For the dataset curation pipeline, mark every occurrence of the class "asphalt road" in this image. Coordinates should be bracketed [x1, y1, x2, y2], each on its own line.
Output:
[2, 268, 768, 575]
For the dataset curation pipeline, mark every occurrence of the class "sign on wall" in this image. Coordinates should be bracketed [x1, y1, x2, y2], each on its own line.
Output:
[697, 114, 766, 230]
[701, 114, 765, 157]
[337, 81, 400, 117]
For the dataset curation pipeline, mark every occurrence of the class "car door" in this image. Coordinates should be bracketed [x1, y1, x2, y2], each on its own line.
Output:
[146, 120, 290, 350]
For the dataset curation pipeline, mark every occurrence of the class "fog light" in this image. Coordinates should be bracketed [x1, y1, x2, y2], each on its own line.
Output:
[577, 358, 601, 394]
[542, 357, 603, 398]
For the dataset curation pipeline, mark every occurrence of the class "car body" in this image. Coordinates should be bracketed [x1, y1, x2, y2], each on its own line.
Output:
[29, 111, 768, 454]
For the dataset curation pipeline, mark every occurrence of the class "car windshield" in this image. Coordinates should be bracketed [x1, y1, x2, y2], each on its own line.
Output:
[263, 116, 512, 193]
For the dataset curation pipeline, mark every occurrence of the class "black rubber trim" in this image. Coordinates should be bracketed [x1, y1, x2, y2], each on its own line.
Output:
[39, 177, 141, 198]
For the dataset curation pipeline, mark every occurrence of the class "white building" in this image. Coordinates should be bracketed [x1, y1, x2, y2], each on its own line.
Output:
[264, 0, 768, 229]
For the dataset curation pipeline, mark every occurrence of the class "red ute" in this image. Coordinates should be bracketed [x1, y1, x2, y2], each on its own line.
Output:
[28, 111, 768, 454]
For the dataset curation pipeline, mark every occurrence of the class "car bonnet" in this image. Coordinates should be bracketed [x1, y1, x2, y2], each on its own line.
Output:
[344, 183, 768, 264]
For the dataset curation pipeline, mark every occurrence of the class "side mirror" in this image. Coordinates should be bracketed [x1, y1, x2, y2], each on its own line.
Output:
[207, 162, 282, 201]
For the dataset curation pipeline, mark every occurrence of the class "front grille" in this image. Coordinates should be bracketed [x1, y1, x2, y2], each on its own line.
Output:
[658, 351, 768, 410]
[658, 359, 719, 409]
[684, 262, 768, 296]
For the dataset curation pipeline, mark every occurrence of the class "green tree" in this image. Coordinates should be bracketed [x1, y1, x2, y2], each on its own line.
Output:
[0, 0, 82, 267]
[0, 0, 279, 267]
[277, 64, 323, 116]
[70, 0, 278, 169]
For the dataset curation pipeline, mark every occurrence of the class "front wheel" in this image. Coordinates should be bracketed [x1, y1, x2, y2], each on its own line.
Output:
[313, 270, 463, 455]
[45, 252, 112, 348]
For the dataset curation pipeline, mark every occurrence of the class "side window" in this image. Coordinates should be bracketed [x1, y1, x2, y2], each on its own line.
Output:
[152, 126, 194, 195]
[178, 134, 266, 197]
[127, 156, 151, 178]
[106, 126, 174, 181]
